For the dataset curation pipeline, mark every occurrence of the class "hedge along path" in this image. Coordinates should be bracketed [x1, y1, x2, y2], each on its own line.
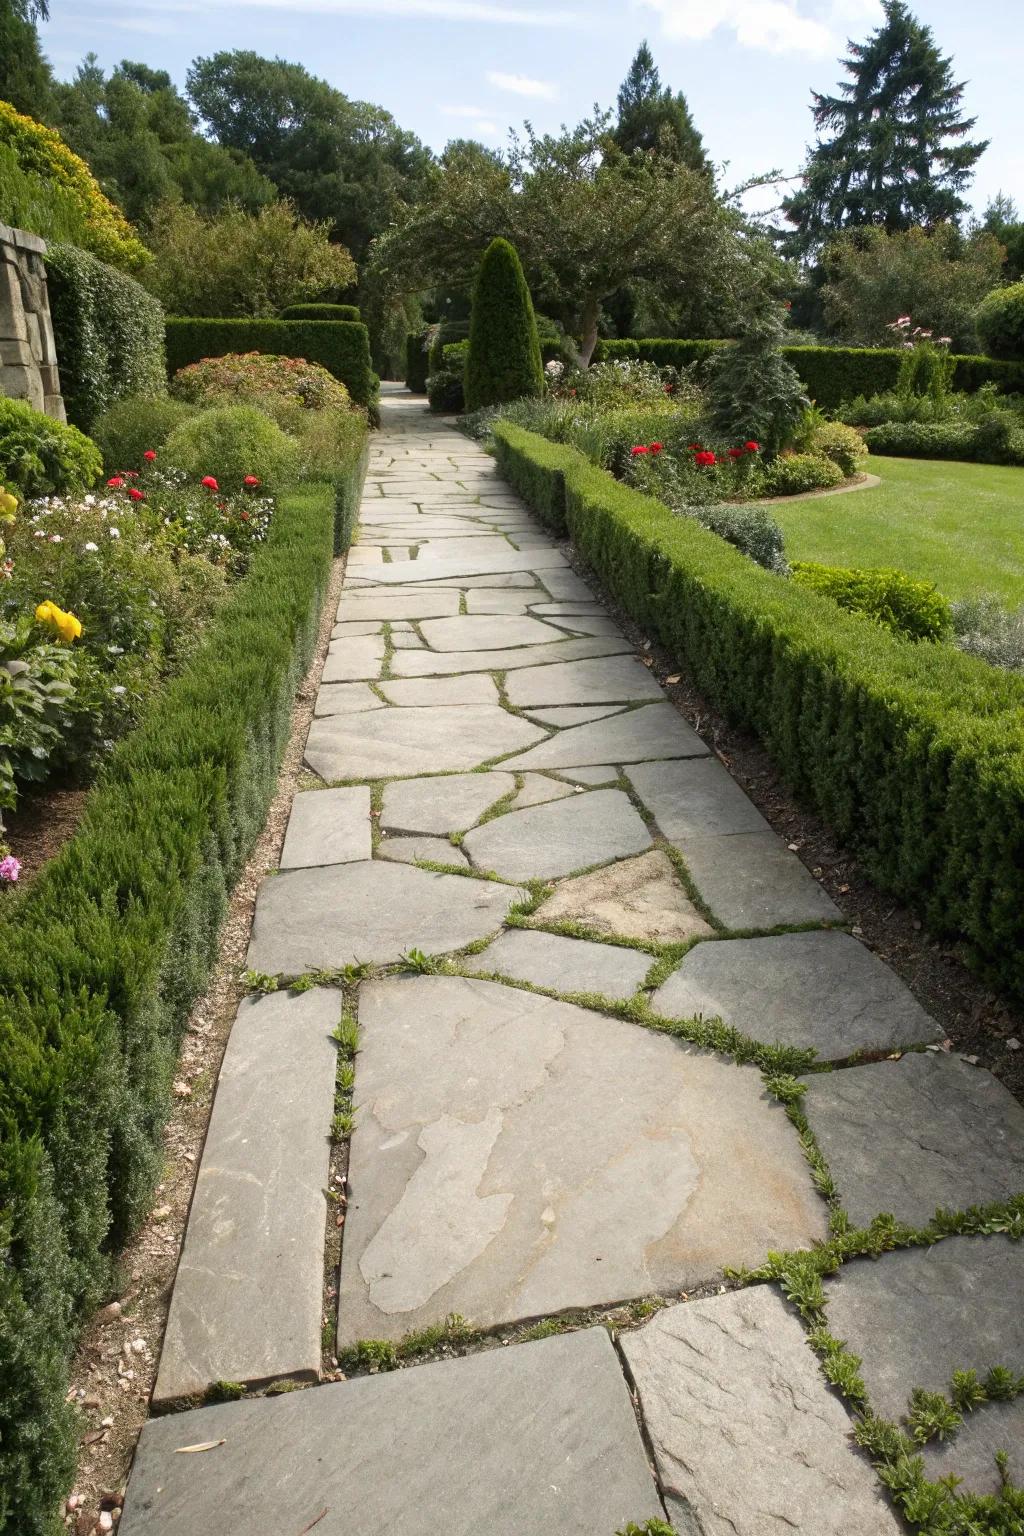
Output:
[120, 387, 1024, 1536]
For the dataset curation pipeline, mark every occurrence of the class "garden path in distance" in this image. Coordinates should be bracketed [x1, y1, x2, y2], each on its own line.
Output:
[119, 385, 1024, 1535]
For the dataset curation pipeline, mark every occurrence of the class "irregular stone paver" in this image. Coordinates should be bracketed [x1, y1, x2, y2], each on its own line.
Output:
[336, 589, 460, 621]
[463, 788, 652, 880]
[653, 931, 940, 1061]
[560, 764, 617, 784]
[804, 1052, 1024, 1225]
[280, 786, 371, 869]
[540, 569, 596, 600]
[469, 927, 650, 1000]
[331, 619, 383, 637]
[503, 702, 709, 769]
[622, 1287, 902, 1536]
[153, 989, 338, 1403]
[682, 832, 842, 929]
[921, 1400, 1024, 1493]
[390, 630, 423, 648]
[390, 634, 632, 677]
[464, 589, 533, 614]
[378, 674, 499, 706]
[628, 755, 775, 838]
[824, 1237, 1024, 1424]
[321, 634, 385, 682]
[382, 772, 515, 834]
[313, 681, 384, 716]
[510, 773, 576, 809]
[247, 863, 527, 974]
[304, 705, 545, 781]
[525, 703, 627, 726]
[124, 1330, 664, 1536]
[352, 546, 568, 585]
[534, 849, 714, 944]
[336, 975, 825, 1343]
[417, 614, 566, 651]
[505, 655, 661, 707]
[379, 834, 467, 867]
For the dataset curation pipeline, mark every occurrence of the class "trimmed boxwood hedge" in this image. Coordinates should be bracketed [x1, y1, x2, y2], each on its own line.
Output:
[165, 318, 378, 410]
[405, 330, 430, 392]
[45, 242, 166, 432]
[492, 421, 1024, 999]
[862, 418, 1024, 466]
[0, 441, 366, 1530]
[591, 338, 1024, 411]
[279, 303, 360, 322]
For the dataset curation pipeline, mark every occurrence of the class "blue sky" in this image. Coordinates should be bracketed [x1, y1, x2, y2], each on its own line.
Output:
[38, 0, 1024, 219]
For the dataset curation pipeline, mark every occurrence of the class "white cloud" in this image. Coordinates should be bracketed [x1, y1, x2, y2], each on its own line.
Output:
[636, 0, 837, 55]
[486, 69, 558, 98]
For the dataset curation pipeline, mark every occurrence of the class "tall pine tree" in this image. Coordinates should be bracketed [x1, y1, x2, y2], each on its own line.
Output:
[783, 0, 987, 253]
[613, 42, 708, 174]
[0, 0, 54, 119]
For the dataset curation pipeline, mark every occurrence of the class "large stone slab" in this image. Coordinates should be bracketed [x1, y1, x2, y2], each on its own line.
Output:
[921, 1399, 1024, 1494]
[382, 772, 515, 834]
[622, 1287, 902, 1536]
[304, 706, 545, 781]
[505, 656, 662, 708]
[502, 702, 708, 769]
[526, 704, 627, 726]
[378, 674, 499, 707]
[511, 773, 576, 809]
[248, 863, 526, 973]
[379, 834, 467, 867]
[390, 635, 632, 676]
[337, 975, 825, 1342]
[463, 787, 651, 880]
[280, 786, 371, 869]
[351, 547, 568, 585]
[824, 1237, 1024, 1424]
[804, 1053, 1024, 1226]
[152, 989, 339, 1402]
[469, 927, 650, 1000]
[321, 634, 385, 682]
[652, 932, 940, 1061]
[336, 589, 460, 621]
[419, 614, 566, 651]
[314, 681, 384, 716]
[124, 1330, 664, 1536]
[628, 756, 774, 838]
[683, 832, 842, 929]
[464, 589, 534, 614]
[534, 850, 714, 943]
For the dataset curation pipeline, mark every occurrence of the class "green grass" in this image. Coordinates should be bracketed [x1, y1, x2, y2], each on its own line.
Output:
[771, 457, 1024, 602]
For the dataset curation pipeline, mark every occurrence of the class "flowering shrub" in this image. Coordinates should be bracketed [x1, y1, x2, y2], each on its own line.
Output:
[578, 360, 673, 409]
[163, 405, 299, 492]
[0, 613, 78, 816]
[170, 352, 351, 416]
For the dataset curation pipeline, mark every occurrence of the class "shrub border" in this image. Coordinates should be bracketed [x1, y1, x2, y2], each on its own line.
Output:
[492, 420, 1024, 1000]
[164, 318, 379, 411]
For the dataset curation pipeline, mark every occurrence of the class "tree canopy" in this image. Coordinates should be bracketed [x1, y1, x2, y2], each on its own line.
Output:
[783, 0, 987, 253]
[613, 41, 708, 174]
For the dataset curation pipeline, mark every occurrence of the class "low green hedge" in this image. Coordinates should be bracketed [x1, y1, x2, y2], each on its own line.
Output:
[862, 417, 1024, 466]
[279, 303, 360, 322]
[405, 330, 430, 392]
[492, 421, 1024, 998]
[591, 338, 1024, 411]
[46, 242, 166, 433]
[164, 318, 378, 410]
[0, 441, 364, 1528]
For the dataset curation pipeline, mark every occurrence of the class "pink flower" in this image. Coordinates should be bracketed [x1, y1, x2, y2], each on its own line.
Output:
[201, 476, 219, 491]
[0, 854, 21, 883]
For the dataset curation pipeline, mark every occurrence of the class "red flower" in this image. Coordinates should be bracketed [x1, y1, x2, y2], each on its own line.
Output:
[243, 475, 261, 487]
[240, 509, 250, 521]
[694, 450, 717, 467]
[728, 447, 743, 460]
[201, 476, 219, 491]
[687, 444, 701, 452]
[663, 383, 674, 394]
[649, 442, 664, 454]
[744, 441, 760, 454]
[106, 476, 124, 488]
[630, 445, 649, 457]
[128, 487, 145, 501]
[143, 449, 157, 462]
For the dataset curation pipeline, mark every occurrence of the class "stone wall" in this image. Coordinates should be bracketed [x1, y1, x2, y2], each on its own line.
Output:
[0, 221, 65, 421]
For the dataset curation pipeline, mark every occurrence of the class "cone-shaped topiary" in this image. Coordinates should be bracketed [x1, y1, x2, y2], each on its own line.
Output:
[464, 238, 544, 412]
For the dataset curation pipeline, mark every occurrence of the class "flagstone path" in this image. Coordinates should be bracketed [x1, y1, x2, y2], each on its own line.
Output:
[122, 390, 1024, 1534]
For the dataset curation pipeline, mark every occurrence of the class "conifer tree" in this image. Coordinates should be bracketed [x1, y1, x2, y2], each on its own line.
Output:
[783, 0, 987, 253]
[614, 41, 708, 174]
[464, 238, 543, 411]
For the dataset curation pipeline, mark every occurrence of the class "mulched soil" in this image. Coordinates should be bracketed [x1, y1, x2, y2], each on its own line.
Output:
[4, 782, 90, 881]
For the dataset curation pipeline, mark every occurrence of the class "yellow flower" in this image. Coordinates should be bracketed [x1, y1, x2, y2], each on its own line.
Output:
[35, 599, 83, 643]
[0, 487, 17, 522]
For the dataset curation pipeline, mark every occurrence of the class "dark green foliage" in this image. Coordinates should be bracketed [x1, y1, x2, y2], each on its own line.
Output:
[706, 310, 809, 456]
[464, 238, 544, 413]
[425, 368, 464, 414]
[492, 421, 1024, 1001]
[405, 330, 429, 392]
[428, 318, 469, 371]
[90, 394, 195, 473]
[164, 318, 378, 409]
[441, 340, 468, 374]
[975, 282, 1024, 361]
[491, 426, 570, 534]
[45, 242, 166, 432]
[0, 0, 54, 118]
[782, 0, 988, 252]
[0, 395, 102, 496]
[279, 302, 359, 321]
[613, 40, 708, 173]
[0, 460, 363, 1531]
[791, 562, 952, 640]
[863, 417, 1024, 465]
[592, 338, 1024, 411]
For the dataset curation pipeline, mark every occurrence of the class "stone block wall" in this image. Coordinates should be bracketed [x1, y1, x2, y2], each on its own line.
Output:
[0, 221, 65, 421]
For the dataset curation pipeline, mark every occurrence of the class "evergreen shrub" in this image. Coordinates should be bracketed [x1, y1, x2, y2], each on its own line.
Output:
[975, 282, 1024, 361]
[463, 238, 544, 412]
[164, 319, 377, 410]
[279, 303, 360, 321]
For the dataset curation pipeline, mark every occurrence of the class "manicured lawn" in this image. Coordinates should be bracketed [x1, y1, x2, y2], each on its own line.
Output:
[771, 456, 1024, 602]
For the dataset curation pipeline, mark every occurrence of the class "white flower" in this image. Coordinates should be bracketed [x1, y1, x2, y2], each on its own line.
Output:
[33, 529, 45, 538]
[84, 495, 96, 507]
[109, 527, 120, 538]
[111, 685, 127, 696]
[84, 541, 98, 552]
[49, 534, 61, 543]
